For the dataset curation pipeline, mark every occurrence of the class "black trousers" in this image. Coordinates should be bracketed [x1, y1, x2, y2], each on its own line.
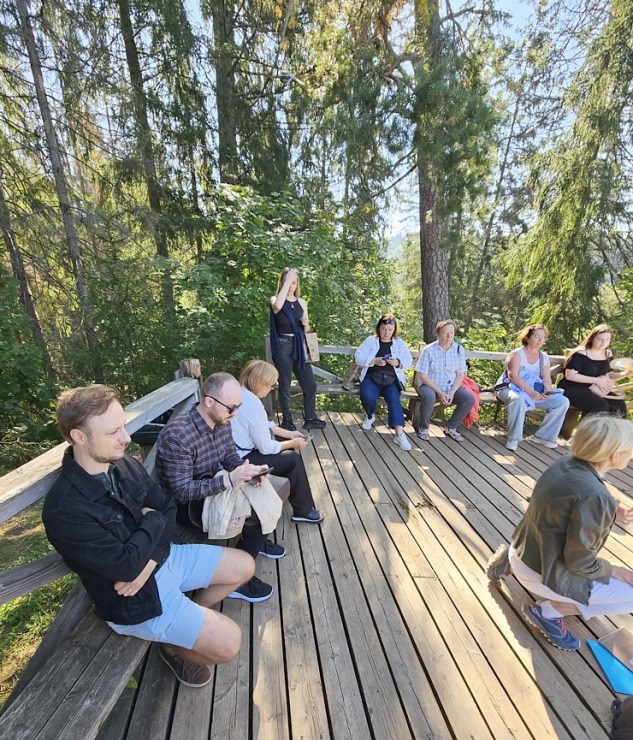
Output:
[244, 448, 315, 517]
[562, 387, 627, 419]
[274, 336, 317, 420]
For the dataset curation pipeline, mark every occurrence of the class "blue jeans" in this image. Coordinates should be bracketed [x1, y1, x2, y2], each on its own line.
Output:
[497, 388, 570, 443]
[360, 376, 405, 428]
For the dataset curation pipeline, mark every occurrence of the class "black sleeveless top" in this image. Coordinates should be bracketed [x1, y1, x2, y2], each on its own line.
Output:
[367, 340, 396, 380]
[273, 300, 304, 335]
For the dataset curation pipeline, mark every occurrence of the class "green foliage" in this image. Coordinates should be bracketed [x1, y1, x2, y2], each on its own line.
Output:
[173, 185, 391, 375]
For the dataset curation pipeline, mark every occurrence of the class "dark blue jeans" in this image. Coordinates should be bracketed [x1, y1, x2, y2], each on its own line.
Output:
[360, 375, 405, 428]
[274, 336, 317, 420]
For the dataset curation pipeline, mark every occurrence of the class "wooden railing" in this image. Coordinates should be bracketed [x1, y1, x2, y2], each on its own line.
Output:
[0, 374, 201, 608]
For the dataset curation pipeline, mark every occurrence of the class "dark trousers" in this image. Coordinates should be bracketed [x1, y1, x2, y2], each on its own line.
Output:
[562, 387, 627, 419]
[359, 376, 405, 428]
[274, 336, 317, 420]
[245, 448, 315, 517]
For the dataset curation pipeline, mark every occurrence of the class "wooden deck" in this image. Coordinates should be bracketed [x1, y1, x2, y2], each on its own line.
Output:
[94, 411, 633, 740]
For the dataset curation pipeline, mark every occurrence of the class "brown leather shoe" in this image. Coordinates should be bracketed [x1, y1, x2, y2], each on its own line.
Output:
[159, 646, 211, 688]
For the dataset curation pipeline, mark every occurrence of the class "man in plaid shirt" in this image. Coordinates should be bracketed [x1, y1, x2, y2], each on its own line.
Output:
[156, 372, 284, 603]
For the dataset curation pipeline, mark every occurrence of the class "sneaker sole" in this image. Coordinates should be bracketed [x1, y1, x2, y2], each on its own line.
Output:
[258, 549, 286, 559]
[159, 648, 212, 688]
[291, 514, 324, 523]
[486, 544, 511, 582]
[227, 589, 273, 603]
[521, 605, 579, 651]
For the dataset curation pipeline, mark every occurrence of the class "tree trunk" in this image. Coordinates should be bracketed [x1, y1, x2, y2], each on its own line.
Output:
[418, 161, 448, 341]
[15, 0, 103, 381]
[415, 0, 447, 342]
[210, 0, 239, 183]
[0, 176, 57, 379]
[115, 0, 174, 312]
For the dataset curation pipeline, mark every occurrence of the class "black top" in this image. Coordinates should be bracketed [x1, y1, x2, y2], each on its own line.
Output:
[367, 340, 396, 379]
[273, 300, 304, 335]
[559, 351, 611, 390]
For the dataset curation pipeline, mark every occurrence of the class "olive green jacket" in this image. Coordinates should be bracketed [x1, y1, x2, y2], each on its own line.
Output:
[512, 455, 617, 605]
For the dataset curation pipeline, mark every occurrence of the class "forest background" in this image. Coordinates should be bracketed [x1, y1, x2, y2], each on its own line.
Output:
[1, 0, 633, 474]
[1, 0, 633, 705]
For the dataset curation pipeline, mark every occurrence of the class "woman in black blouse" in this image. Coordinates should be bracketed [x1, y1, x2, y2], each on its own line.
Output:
[558, 325, 628, 418]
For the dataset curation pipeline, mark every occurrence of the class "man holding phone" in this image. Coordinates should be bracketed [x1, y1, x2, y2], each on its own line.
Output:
[156, 373, 283, 603]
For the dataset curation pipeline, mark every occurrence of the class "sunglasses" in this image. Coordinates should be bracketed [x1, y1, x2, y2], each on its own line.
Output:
[206, 395, 242, 414]
[381, 318, 396, 325]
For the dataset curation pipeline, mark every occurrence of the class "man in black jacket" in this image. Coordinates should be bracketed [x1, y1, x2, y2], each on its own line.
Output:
[42, 385, 254, 688]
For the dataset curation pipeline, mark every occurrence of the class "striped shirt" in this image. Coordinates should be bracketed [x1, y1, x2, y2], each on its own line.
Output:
[155, 405, 244, 504]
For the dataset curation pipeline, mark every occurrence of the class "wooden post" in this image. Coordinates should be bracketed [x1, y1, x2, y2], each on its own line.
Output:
[263, 335, 277, 418]
[176, 359, 203, 395]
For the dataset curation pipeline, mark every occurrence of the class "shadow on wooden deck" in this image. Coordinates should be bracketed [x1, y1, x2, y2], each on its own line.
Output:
[96, 412, 633, 739]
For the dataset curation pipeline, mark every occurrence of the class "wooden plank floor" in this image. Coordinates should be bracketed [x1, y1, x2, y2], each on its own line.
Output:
[96, 412, 633, 740]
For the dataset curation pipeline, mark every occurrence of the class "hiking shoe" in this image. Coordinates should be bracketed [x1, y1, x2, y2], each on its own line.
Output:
[159, 646, 212, 688]
[506, 440, 519, 451]
[303, 418, 327, 430]
[394, 434, 412, 451]
[291, 508, 324, 523]
[486, 544, 511, 582]
[281, 417, 297, 431]
[416, 428, 430, 441]
[259, 539, 286, 559]
[362, 415, 376, 430]
[532, 436, 558, 449]
[444, 427, 464, 442]
[228, 576, 273, 603]
[522, 603, 580, 651]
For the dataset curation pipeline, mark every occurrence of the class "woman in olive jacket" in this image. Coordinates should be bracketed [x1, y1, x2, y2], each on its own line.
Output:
[486, 414, 633, 650]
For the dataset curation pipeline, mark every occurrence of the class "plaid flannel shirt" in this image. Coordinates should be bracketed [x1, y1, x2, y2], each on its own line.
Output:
[155, 405, 244, 504]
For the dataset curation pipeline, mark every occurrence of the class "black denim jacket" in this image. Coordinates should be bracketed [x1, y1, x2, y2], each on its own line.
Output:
[42, 448, 176, 624]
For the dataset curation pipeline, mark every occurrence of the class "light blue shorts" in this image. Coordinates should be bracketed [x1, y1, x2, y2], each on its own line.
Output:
[107, 543, 224, 649]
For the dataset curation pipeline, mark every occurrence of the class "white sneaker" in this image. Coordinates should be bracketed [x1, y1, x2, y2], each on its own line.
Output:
[532, 436, 558, 449]
[394, 434, 411, 451]
[362, 415, 375, 430]
[506, 440, 518, 451]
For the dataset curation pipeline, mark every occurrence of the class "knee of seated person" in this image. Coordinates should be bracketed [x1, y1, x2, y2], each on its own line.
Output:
[235, 549, 256, 582]
[217, 621, 242, 664]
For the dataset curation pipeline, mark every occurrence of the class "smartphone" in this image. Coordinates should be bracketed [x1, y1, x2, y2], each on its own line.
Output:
[303, 433, 314, 442]
[382, 354, 391, 361]
[249, 466, 274, 482]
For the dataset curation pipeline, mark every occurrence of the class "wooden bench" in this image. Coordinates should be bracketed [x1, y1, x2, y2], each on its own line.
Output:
[0, 375, 202, 740]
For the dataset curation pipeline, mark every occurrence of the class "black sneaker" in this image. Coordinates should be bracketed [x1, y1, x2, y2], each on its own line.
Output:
[228, 576, 273, 603]
[280, 416, 297, 431]
[259, 539, 286, 559]
[303, 418, 326, 430]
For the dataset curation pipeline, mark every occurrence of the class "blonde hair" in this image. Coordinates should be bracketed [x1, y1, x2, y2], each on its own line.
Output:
[239, 360, 279, 396]
[571, 414, 633, 463]
[518, 324, 548, 346]
[436, 319, 456, 335]
[276, 268, 301, 298]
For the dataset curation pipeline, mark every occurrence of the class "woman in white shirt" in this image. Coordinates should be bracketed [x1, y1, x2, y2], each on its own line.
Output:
[354, 314, 413, 451]
[231, 360, 324, 523]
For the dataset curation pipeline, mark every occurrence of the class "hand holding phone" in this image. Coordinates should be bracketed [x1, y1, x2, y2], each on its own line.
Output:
[249, 466, 274, 483]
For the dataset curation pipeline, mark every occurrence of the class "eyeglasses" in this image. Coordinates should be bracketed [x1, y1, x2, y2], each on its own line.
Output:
[206, 395, 242, 414]
[381, 318, 396, 325]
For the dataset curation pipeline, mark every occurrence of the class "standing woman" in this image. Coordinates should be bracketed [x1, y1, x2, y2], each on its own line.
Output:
[354, 313, 413, 450]
[231, 360, 324, 523]
[270, 268, 325, 431]
[558, 325, 628, 418]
